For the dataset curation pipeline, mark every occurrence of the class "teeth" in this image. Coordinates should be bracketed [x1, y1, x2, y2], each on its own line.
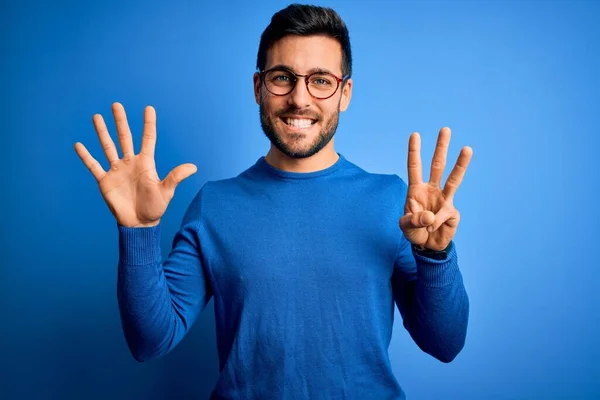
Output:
[285, 118, 313, 128]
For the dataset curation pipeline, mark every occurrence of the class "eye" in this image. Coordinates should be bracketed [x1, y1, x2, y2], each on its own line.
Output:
[309, 74, 334, 87]
[266, 70, 295, 87]
[272, 74, 291, 82]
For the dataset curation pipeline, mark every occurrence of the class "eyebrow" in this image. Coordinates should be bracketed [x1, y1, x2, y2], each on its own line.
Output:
[268, 64, 339, 76]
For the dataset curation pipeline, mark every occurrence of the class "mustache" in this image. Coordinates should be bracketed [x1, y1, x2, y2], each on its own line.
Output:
[275, 107, 320, 121]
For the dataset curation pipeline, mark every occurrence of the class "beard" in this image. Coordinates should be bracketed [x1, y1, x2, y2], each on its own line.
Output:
[259, 98, 340, 159]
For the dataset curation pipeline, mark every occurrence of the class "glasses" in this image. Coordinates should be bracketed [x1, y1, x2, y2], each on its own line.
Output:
[260, 67, 349, 100]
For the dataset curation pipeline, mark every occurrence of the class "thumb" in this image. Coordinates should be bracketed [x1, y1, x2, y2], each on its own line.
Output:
[400, 210, 435, 231]
[162, 163, 198, 194]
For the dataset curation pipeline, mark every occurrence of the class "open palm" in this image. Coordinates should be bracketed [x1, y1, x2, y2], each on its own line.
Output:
[74, 103, 197, 227]
[399, 127, 473, 251]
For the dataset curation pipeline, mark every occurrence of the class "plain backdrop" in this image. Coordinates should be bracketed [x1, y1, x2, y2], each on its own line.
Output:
[2, 0, 599, 399]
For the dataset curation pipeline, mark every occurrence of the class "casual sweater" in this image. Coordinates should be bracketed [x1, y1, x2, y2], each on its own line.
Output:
[116, 153, 469, 400]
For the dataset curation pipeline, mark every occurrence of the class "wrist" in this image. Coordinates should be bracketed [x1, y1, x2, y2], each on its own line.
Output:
[134, 220, 160, 228]
[411, 241, 452, 260]
[118, 219, 161, 228]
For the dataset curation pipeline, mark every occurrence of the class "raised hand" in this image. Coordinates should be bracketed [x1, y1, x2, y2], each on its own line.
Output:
[399, 127, 473, 251]
[74, 102, 197, 227]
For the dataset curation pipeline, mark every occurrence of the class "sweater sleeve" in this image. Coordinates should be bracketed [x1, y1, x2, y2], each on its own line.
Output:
[116, 189, 212, 362]
[391, 239, 469, 363]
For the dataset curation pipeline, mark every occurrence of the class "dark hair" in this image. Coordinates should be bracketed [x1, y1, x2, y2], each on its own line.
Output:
[256, 4, 352, 78]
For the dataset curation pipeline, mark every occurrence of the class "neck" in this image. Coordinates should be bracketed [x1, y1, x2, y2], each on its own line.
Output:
[265, 142, 339, 173]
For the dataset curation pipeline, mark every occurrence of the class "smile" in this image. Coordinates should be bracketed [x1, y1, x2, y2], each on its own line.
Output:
[280, 117, 318, 130]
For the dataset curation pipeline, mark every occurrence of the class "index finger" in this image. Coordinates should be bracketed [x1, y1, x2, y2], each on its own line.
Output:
[407, 132, 423, 185]
[443, 146, 473, 198]
[140, 105, 157, 158]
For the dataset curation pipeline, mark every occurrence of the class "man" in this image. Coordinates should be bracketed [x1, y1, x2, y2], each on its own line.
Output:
[74, 4, 473, 399]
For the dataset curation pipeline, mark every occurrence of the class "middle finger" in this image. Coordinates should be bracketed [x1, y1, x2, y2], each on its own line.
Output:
[429, 127, 451, 187]
[112, 102, 135, 158]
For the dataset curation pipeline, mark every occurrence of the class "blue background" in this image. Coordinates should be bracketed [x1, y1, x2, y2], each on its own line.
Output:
[2, 0, 599, 399]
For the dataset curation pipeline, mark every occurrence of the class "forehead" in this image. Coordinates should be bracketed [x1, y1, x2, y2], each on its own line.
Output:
[266, 35, 343, 75]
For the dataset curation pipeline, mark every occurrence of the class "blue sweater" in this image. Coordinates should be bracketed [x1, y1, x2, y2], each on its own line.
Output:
[117, 153, 469, 399]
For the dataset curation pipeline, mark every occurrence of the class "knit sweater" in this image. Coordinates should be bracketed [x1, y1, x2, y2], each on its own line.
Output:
[116, 153, 469, 400]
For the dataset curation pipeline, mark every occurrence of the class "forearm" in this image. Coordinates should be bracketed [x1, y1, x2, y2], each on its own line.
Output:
[396, 243, 469, 363]
[117, 225, 182, 361]
[116, 223, 209, 362]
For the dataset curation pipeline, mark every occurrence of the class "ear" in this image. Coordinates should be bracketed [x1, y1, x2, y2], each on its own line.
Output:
[253, 72, 261, 105]
[339, 78, 353, 112]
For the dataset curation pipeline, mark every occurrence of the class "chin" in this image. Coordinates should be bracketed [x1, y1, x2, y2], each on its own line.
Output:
[276, 134, 332, 159]
[275, 139, 315, 158]
[260, 107, 337, 159]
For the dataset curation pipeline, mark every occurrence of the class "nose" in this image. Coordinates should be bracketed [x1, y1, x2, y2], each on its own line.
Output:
[287, 78, 312, 108]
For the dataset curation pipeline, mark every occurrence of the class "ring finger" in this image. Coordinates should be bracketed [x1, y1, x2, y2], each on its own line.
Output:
[93, 114, 119, 165]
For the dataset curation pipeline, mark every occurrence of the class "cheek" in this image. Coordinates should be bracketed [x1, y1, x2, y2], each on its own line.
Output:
[321, 102, 338, 120]
[261, 96, 283, 115]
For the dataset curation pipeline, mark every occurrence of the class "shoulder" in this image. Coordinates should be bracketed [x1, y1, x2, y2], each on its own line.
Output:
[343, 158, 408, 196]
[190, 177, 241, 206]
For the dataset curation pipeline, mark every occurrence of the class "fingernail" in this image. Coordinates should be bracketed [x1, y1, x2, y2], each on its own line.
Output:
[427, 226, 434, 232]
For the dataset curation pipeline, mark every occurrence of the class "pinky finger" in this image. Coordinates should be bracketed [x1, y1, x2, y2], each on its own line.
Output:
[74, 142, 106, 182]
[428, 206, 460, 232]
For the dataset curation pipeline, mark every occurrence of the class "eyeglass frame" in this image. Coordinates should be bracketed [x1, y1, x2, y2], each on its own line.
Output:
[259, 66, 350, 100]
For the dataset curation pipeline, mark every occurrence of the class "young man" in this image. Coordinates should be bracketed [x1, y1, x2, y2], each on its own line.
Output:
[75, 4, 473, 399]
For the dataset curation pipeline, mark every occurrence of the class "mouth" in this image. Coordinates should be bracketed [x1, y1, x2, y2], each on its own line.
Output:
[279, 116, 318, 131]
